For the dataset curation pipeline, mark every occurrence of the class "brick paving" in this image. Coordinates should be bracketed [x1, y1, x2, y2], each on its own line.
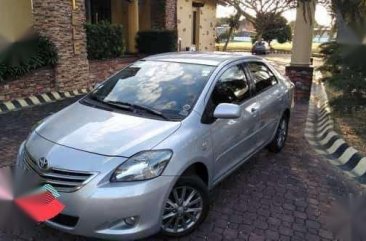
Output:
[0, 59, 364, 241]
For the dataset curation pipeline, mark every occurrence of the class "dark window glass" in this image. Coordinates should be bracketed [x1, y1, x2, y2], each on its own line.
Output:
[89, 61, 215, 120]
[247, 62, 278, 93]
[88, 0, 112, 24]
[192, 11, 197, 45]
[212, 65, 250, 105]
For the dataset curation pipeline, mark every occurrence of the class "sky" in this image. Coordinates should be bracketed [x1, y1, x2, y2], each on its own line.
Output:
[217, 4, 333, 26]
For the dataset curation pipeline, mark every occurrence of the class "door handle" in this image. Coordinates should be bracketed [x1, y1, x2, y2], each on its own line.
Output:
[251, 107, 258, 113]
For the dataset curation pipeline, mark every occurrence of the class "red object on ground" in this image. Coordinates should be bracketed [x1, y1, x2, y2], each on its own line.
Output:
[0, 167, 13, 201]
[0, 185, 13, 201]
[15, 191, 64, 222]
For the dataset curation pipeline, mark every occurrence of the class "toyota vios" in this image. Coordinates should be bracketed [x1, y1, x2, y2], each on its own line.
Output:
[16, 53, 294, 240]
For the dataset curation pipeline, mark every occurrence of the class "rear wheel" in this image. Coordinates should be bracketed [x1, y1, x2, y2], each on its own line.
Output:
[268, 115, 289, 153]
[160, 176, 209, 237]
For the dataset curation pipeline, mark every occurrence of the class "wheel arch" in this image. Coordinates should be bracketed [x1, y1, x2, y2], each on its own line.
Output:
[180, 162, 209, 187]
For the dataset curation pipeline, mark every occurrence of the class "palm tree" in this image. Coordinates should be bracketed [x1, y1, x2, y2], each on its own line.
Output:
[223, 13, 241, 51]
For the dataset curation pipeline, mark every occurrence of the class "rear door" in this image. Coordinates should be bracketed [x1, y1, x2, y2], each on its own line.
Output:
[245, 61, 283, 148]
[206, 63, 260, 182]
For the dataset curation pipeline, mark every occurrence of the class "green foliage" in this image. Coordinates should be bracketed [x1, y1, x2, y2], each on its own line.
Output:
[136, 30, 177, 54]
[258, 13, 292, 44]
[277, 25, 292, 44]
[319, 42, 366, 97]
[216, 30, 231, 43]
[85, 22, 124, 60]
[0, 34, 58, 82]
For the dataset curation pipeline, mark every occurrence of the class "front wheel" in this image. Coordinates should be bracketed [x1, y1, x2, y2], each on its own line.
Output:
[268, 115, 289, 153]
[160, 176, 209, 237]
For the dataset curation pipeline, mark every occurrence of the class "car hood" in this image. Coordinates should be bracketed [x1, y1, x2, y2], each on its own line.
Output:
[35, 102, 181, 157]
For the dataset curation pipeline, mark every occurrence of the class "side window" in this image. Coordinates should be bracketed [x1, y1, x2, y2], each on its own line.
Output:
[212, 65, 250, 105]
[247, 62, 278, 94]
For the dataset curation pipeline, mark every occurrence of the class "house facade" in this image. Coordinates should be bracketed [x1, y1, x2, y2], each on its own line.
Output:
[0, 0, 217, 100]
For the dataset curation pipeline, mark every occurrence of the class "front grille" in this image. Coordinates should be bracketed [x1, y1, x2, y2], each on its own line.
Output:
[23, 150, 96, 193]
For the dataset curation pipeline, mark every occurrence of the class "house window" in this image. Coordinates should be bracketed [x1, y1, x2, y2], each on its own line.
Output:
[192, 8, 200, 47]
[86, 0, 112, 24]
[192, 9, 198, 45]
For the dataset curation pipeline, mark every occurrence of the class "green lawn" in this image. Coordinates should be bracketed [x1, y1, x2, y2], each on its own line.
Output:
[215, 41, 321, 53]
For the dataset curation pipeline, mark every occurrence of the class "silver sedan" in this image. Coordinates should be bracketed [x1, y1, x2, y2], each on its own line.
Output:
[16, 52, 294, 240]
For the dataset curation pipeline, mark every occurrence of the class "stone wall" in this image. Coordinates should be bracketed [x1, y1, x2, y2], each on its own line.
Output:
[165, 0, 177, 30]
[0, 57, 137, 102]
[285, 66, 314, 102]
[89, 57, 139, 85]
[32, 0, 90, 92]
[0, 68, 55, 101]
[151, 0, 177, 30]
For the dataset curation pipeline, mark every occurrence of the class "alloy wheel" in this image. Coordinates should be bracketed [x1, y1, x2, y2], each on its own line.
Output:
[277, 118, 288, 147]
[161, 186, 203, 234]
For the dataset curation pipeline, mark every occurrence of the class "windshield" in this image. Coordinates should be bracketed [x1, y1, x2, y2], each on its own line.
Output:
[88, 60, 215, 120]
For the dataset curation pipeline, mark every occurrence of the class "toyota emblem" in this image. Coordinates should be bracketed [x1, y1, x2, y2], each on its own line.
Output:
[38, 157, 49, 170]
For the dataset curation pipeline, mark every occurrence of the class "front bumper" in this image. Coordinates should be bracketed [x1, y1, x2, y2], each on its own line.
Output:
[47, 175, 176, 240]
[16, 139, 177, 240]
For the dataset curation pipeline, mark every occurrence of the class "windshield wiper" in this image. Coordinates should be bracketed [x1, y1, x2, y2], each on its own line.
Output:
[105, 100, 170, 121]
[88, 95, 170, 120]
[103, 100, 134, 111]
[132, 103, 170, 121]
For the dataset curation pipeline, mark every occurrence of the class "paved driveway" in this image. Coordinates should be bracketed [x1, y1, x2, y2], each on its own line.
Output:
[0, 56, 363, 241]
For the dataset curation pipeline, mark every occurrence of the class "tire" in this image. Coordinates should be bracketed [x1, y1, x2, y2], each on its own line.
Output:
[268, 115, 289, 153]
[160, 176, 209, 237]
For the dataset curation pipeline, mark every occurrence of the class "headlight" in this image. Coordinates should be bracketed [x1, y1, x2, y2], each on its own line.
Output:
[110, 150, 173, 182]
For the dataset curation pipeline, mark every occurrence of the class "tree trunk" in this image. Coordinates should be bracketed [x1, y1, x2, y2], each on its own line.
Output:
[256, 32, 263, 41]
[335, 8, 359, 44]
[223, 27, 234, 51]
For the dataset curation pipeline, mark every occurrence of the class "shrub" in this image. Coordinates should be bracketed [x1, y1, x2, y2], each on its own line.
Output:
[319, 42, 366, 97]
[0, 34, 58, 82]
[85, 22, 124, 60]
[136, 30, 177, 54]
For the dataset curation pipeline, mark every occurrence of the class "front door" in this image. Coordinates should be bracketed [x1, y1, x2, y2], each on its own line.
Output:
[246, 61, 283, 148]
[208, 64, 260, 182]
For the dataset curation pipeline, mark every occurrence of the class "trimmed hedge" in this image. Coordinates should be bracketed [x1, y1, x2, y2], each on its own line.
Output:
[136, 30, 177, 54]
[0, 35, 58, 82]
[85, 22, 124, 60]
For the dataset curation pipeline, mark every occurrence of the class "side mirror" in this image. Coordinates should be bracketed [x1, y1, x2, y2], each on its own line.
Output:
[213, 103, 241, 119]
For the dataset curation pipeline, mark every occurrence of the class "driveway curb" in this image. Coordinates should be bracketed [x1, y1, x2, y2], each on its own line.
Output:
[305, 81, 366, 184]
[0, 87, 93, 114]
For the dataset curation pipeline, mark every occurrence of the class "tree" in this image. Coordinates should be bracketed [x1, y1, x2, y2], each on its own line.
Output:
[221, 0, 297, 39]
[261, 13, 292, 44]
[216, 17, 231, 27]
[216, 30, 230, 43]
[330, 0, 366, 43]
[223, 13, 241, 51]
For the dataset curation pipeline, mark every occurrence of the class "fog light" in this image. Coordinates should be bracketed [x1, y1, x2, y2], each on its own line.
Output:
[124, 216, 138, 226]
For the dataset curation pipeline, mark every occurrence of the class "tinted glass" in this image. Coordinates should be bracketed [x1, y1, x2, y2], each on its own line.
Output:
[89, 60, 215, 119]
[212, 65, 250, 105]
[247, 62, 278, 93]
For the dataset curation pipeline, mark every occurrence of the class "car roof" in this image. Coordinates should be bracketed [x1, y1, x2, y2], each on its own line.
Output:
[143, 52, 264, 66]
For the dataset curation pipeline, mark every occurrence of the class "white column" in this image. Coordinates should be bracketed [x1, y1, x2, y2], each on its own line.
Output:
[290, 0, 316, 66]
[128, 0, 139, 53]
